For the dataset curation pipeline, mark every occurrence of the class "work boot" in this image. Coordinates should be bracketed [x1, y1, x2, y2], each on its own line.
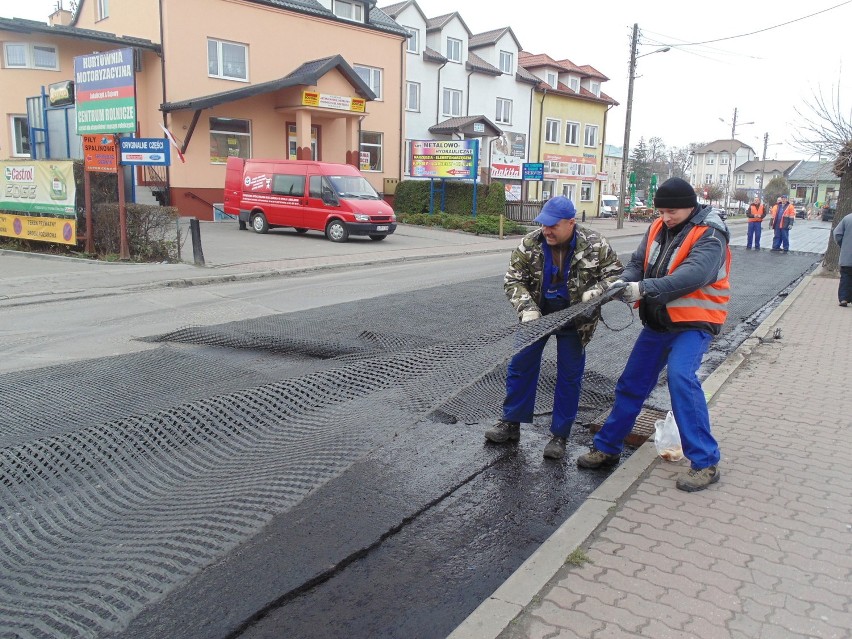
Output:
[840, 301, 848, 307]
[543, 436, 566, 459]
[676, 465, 721, 492]
[576, 447, 620, 469]
[484, 420, 520, 443]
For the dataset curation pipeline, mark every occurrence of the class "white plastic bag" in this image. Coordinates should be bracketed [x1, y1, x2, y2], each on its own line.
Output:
[654, 411, 684, 462]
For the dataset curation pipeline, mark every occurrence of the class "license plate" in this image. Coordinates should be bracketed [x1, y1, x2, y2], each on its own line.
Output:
[376, 225, 388, 231]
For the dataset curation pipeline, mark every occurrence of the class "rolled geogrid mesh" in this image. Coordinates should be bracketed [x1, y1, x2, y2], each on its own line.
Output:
[0, 247, 820, 638]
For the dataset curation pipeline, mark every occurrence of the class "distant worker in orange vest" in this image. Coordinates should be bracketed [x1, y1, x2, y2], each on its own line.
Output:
[577, 177, 731, 492]
[746, 195, 766, 249]
[770, 194, 796, 252]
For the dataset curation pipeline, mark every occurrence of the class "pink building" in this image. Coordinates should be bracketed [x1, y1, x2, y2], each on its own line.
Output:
[1, 0, 406, 219]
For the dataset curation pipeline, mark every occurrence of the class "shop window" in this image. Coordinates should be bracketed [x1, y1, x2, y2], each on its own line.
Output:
[3, 43, 58, 70]
[581, 182, 593, 201]
[354, 64, 382, 100]
[288, 125, 319, 160]
[209, 117, 251, 164]
[359, 131, 383, 172]
[207, 38, 248, 81]
[11, 116, 31, 157]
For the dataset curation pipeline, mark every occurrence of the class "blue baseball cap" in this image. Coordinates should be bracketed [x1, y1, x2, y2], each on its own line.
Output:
[534, 196, 576, 226]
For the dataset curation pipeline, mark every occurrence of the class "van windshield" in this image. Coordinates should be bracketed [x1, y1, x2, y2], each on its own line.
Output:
[327, 175, 380, 200]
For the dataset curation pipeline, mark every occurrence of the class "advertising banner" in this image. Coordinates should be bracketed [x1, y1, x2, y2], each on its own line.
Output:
[74, 48, 137, 133]
[119, 137, 171, 166]
[410, 140, 477, 179]
[490, 132, 527, 179]
[0, 160, 76, 216]
[543, 153, 598, 180]
[522, 163, 544, 181]
[83, 134, 118, 173]
[0, 213, 76, 245]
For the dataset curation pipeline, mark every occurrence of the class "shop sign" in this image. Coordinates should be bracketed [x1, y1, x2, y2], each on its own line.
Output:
[302, 91, 366, 113]
[74, 48, 137, 133]
[119, 137, 171, 166]
[410, 140, 477, 179]
[48, 80, 75, 108]
[83, 134, 118, 173]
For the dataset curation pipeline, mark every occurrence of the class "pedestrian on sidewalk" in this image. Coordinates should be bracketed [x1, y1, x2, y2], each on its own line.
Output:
[746, 195, 766, 249]
[577, 177, 731, 492]
[770, 194, 796, 252]
[833, 212, 852, 306]
[486, 196, 623, 460]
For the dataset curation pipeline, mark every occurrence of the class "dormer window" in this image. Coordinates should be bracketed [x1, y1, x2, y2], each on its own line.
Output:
[446, 37, 462, 63]
[333, 0, 365, 23]
[546, 71, 557, 87]
[499, 50, 513, 74]
[568, 76, 579, 92]
[590, 81, 600, 97]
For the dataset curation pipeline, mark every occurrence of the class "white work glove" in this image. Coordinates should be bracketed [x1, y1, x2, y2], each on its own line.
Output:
[521, 309, 542, 323]
[581, 288, 602, 303]
[620, 281, 644, 303]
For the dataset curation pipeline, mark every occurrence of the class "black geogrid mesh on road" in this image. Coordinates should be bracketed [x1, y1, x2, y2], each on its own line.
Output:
[0, 247, 820, 638]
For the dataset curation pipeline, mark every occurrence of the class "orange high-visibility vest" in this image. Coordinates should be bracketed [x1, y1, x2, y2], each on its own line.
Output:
[643, 218, 732, 325]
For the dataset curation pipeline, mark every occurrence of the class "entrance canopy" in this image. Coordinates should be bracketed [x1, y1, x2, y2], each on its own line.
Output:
[428, 115, 502, 138]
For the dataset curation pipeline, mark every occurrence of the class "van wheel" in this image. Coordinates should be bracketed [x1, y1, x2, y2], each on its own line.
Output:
[294, 228, 309, 234]
[251, 212, 269, 234]
[368, 234, 387, 241]
[325, 219, 349, 242]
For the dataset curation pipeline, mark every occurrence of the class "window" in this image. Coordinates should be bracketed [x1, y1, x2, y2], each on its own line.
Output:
[3, 43, 58, 70]
[442, 88, 462, 117]
[706, 155, 715, 165]
[333, 0, 364, 22]
[562, 183, 576, 200]
[11, 116, 31, 157]
[581, 182, 593, 201]
[207, 39, 248, 81]
[354, 64, 382, 100]
[96, 0, 109, 20]
[272, 174, 305, 196]
[360, 131, 383, 172]
[288, 124, 318, 160]
[736, 173, 745, 185]
[404, 27, 419, 53]
[568, 76, 580, 92]
[584, 124, 598, 147]
[720, 154, 729, 165]
[565, 121, 579, 146]
[705, 175, 713, 184]
[406, 81, 420, 112]
[545, 118, 560, 143]
[499, 50, 513, 74]
[446, 37, 462, 63]
[495, 98, 512, 125]
[546, 71, 557, 87]
[589, 81, 600, 96]
[209, 117, 251, 164]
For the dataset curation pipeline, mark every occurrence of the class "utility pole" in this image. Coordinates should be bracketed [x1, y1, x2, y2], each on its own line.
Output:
[617, 23, 639, 230]
[723, 107, 737, 213]
[759, 132, 768, 201]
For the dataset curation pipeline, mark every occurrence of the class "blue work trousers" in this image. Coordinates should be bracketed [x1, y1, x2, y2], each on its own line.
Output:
[772, 227, 790, 251]
[593, 327, 721, 469]
[503, 329, 585, 438]
[746, 222, 762, 249]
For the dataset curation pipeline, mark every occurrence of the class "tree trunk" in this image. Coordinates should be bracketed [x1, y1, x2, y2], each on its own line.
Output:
[823, 157, 852, 271]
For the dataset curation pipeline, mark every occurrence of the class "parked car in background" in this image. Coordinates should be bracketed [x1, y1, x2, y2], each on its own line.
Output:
[795, 205, 807, 219]
[599, 194, 619, 217]
[821, 207, 836, 222]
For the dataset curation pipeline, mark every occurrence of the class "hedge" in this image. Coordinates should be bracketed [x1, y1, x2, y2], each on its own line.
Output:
[393, 179, 506, 216]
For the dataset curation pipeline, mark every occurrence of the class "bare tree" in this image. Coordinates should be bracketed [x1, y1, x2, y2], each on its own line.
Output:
[794, 83, 852, 271]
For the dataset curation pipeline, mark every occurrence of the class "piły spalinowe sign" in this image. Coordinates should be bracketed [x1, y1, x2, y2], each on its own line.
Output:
[83, 135, 118, 173]
[0, 160, 77, 244]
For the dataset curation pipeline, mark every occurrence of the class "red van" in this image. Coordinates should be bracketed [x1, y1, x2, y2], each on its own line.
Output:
[223, 158, 397, 242]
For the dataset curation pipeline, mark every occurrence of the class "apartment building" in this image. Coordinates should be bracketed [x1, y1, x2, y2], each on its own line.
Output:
[690, 139, 757, 193]
[2, 0, 407, 219]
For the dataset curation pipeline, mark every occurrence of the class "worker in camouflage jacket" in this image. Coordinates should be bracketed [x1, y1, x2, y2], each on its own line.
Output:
[486, 196, 623, 460]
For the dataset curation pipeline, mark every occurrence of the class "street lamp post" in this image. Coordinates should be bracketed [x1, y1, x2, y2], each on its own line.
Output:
[616, 24, 669, 229]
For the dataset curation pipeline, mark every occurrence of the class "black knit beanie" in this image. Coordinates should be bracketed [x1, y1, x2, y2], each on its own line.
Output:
[654, 177, 697, 209]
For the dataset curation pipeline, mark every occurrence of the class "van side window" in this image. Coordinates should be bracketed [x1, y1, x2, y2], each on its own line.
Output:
[272, 174, 305, 196]
[309, 175, 323, 198]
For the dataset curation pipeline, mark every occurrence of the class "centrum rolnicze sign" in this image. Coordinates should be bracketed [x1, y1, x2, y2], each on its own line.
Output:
[74, 48, 137, 134]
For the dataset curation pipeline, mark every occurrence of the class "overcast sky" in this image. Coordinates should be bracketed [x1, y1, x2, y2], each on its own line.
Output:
[7, 0, 851, 162]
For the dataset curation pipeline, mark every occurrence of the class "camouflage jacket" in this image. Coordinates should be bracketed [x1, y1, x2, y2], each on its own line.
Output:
[504, 225, 624, 345]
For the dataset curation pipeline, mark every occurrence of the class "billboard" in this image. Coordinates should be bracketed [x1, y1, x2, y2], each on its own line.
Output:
[0, 160, 77, 244]
[74, 48, 137, 133]
[410, 140, 477, 179]
[490, 132, 527, 179]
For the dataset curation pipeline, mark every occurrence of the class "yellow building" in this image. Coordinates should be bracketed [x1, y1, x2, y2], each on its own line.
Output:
[520, 52, 617, 218]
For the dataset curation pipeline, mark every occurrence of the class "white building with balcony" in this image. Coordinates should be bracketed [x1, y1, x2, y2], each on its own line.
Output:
[690, 139, 756, 192]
